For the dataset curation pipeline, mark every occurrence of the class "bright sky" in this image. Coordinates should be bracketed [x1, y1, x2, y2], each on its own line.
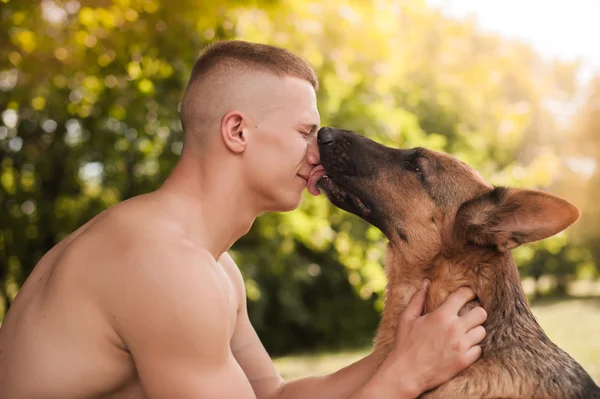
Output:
[427, 0, 600, 84]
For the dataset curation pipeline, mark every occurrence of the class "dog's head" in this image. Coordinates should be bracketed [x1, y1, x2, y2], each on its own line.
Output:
[317, 127, 580, 265]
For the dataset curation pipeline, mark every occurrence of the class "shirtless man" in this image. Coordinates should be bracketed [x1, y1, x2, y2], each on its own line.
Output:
[0, 40, 487, 398]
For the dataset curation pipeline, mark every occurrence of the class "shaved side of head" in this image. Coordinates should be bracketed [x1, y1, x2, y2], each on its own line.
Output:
[180, 40, 318, 153]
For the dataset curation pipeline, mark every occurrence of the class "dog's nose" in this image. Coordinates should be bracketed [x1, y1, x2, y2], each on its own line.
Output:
[317, 127, 339, 146]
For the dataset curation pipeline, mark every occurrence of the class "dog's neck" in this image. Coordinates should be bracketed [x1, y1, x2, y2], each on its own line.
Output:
[372, 244, 542, 364]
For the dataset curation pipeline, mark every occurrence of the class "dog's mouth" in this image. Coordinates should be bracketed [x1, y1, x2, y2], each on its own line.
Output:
[318, 174, 373, 219]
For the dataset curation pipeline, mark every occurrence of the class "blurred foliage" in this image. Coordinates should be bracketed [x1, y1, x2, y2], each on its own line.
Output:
[1, 0, 598, 353]
[554, 77, 600, 283]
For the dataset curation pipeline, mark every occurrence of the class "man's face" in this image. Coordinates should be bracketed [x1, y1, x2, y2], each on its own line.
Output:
[244, 76, 321, 212]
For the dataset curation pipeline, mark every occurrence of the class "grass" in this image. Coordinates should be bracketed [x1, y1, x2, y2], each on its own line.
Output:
[273, 297, 600, 384]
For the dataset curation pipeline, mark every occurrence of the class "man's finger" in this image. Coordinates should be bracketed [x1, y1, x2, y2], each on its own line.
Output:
[464, 344, 483, 366]
[460, 306, 488, 331]
[465, 325, 486, 348]
[439, 286, 476, 315]
[401, 279, 430, 322]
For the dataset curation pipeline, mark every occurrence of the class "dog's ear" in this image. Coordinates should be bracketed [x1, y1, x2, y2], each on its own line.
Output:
[454, 187, 580, 251]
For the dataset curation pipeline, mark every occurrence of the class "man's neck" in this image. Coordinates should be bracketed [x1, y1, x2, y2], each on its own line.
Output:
[157, 153, 259, 260]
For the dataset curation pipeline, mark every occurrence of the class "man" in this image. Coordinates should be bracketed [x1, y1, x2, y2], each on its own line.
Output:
[0, 40, 487, 398]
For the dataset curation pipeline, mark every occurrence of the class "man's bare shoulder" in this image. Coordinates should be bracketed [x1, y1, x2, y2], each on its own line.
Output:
[52, 191, 236, 339]
[219, 252, 246, 302]
[75, 193, 222, 315]
[93, 192, 181, 233]
[109, 238, 231, 341]
[72, 192, 197, 257]
[95, 226, 255, 398]
[101, 224, 219, 305]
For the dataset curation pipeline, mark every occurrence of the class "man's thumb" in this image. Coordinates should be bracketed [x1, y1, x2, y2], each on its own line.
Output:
[402, 279, 429, 321]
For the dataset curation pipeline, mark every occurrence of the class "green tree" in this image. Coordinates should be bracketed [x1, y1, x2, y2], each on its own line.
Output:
[0, 0, 585, 352]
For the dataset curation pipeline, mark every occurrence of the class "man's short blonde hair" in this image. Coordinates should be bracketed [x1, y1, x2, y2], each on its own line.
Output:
[180, 40, 319, 145]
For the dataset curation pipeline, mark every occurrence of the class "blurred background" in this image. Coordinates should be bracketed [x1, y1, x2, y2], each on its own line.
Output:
[1, 0, 599, 382]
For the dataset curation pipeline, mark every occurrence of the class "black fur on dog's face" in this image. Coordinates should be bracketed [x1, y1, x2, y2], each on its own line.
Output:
[316, 126, 491, 268]
[317, 127, 490, 244]
[317, 127, 579, 265]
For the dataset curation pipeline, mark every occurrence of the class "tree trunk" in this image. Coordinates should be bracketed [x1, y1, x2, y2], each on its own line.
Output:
[556, 274, 569, 297]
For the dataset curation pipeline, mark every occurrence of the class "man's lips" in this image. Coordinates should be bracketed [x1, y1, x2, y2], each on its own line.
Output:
[306, 165, 326, 196]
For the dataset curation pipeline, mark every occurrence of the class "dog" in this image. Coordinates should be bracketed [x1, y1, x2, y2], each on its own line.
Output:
[315, 126, 600, 398]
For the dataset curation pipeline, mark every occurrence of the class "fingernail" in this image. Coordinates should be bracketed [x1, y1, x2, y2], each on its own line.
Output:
[421, 279, 429, 289]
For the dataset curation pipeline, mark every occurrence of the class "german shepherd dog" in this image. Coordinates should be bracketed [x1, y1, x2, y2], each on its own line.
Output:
[315, 127, 600, 398]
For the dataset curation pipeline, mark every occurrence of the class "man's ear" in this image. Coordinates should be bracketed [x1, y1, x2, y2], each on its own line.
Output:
[454, 187, 580, 251]
[221, 110, 248, 154]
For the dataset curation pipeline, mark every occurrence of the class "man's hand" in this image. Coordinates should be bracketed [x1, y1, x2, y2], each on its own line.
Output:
[381, 280, 487, 397]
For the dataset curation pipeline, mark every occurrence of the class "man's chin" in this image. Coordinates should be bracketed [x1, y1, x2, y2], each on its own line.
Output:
[269, 192, 304, 213]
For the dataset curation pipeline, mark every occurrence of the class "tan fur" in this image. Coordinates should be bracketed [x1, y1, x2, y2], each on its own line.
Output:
[317, 128, 598, 399]
[367, 170, 595, 398]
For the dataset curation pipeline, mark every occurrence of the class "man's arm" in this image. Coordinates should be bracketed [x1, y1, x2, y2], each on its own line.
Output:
[222, 254, 487, 399]
[221, 252, 377, 399]
[112, 245, 257, 398]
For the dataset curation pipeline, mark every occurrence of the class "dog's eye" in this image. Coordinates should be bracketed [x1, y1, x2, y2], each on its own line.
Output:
[405, 159, 422, 175]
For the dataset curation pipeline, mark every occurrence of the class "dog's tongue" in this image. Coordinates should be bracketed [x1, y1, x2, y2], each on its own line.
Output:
[307, 165, 326, 196]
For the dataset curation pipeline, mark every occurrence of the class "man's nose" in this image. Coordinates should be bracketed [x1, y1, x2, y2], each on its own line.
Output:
[306, 135, 321, 166]
[317, 127, 341, 146]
